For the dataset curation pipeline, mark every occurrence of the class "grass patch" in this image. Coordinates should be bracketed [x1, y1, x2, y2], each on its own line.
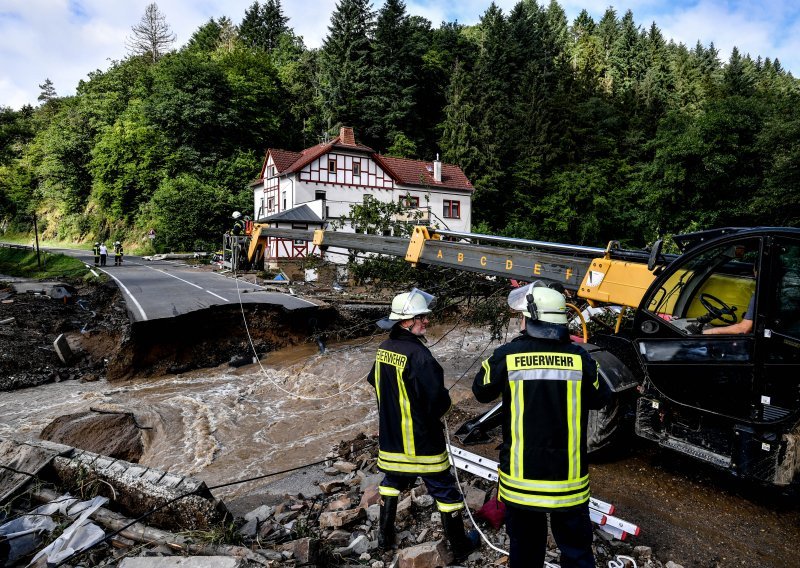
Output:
[0, 246, 89, 279]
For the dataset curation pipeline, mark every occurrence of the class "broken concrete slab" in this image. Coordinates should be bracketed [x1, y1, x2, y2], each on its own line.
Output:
[50, 448, 229, 531]
[49, 284, 77, 301]
[53, 333, 75, 364]
[10, 280, 64, 295]
[0, 437, 73, 504]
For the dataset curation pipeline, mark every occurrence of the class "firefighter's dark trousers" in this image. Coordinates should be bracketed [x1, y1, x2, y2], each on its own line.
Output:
[505, 502, 594, 568]
[378, 469, 464, 513]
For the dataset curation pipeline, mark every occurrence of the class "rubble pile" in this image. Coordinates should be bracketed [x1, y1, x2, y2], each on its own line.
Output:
[1, 432, 681, 567]
[0, 279, 128, 391]
[227, 433, 678, 567]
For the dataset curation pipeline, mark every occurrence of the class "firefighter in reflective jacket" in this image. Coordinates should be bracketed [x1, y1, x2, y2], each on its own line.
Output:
[231, 211, 245, 236]
[368, 288, 479, 560]
[113, 241, 124, 265]
[92, 242, 100, 267]
[472, 283, 610, 568]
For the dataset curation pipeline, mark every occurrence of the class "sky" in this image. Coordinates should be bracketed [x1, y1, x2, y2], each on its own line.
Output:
[1, 0, 798, 110]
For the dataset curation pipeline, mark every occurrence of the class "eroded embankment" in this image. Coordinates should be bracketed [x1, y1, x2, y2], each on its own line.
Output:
[106, 300, 388, 381]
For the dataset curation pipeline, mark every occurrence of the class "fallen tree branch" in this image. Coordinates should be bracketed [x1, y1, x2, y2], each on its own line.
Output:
[32, 488, 269, 566]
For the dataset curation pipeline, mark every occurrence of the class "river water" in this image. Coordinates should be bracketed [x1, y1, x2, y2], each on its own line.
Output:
[0, 324, 509, 502]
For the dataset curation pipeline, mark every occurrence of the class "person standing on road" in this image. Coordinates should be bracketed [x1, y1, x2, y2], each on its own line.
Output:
[114, 241, 124, 266]
[99, 242, 108, 266]
[368, 288, 479, 561]
[92, 242, 100, 267]
[472, 283, 610, 568]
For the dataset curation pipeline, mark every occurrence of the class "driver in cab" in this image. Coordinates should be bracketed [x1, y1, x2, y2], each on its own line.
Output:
[702, 293, 754, 335]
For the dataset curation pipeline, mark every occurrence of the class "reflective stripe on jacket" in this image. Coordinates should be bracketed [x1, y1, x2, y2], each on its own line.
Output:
[367, 326, 452, 475]
[472, 333, 608, 511]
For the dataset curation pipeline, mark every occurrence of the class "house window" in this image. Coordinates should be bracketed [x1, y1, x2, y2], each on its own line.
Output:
[353, 162, 361, 177]
[269, 166, 276, 177]
[328, 158, 337, 173]
[292, 223, 308, 245]
[444, 199, 460, 219]
[282, 191, 287, 210]
[268, 197, 274, 211]
[400, 196, 420, 208]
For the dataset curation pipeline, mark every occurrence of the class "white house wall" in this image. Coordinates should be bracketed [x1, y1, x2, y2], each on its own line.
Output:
[295, 152, 398, 220]
[257, 150, 472, 235]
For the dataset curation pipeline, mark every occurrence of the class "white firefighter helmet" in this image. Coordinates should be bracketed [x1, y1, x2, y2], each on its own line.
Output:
[114, 241, 120, 245]
[508, 283, 568, 324]
[377, 288, 435, 329]
[232, 211, 242, 220]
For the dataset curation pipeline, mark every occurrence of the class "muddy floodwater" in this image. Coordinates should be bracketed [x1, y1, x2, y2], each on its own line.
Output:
[2, 323, 799, 567]
[0, 324, 495, 501]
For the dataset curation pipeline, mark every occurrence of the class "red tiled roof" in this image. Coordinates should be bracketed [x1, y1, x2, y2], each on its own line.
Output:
[277, 136, 374, 175]
[269, 149, 302, 173]
[376, 155, 473, 192]
[259, 129, 472, 192]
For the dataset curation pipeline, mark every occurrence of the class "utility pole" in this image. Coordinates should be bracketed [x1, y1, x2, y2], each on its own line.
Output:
[32, 212, 41, 268]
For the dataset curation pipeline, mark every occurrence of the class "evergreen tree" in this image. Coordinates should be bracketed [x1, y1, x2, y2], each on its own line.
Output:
[609, 10, 644, 98]
[416, 20, 476, 158]
[723, 46, 756, 97]
[240, 2, 266, 48]
[596, 7, 619, 93]
[262, 0, 290, 50]
[320, 0, 374, 136]
[365, 0, 416, 150]
[186, 19, 223, 53]
[37, 79, 57, 103]
[639, 22, 671, 119]
[469, 3, 514, 229]
[570, 9, 603, 91]
[440, 60, 479, 178]
[126, 3, 176, 62]
[240, 0, 288, 51]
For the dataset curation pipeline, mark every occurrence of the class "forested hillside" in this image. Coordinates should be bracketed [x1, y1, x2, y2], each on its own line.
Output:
[1, 0, 799, 252]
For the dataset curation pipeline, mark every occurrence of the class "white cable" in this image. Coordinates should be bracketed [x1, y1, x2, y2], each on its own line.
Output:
[232, 267, 372, 401]
[608, 555, 637, 568]
[443, 418, 510, 557]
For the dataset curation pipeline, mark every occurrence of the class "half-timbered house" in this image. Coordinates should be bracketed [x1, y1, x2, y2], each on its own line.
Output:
[252, 127, 473, 263]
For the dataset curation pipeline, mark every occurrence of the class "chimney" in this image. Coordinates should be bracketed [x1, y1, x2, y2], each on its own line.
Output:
[433, 154, 442, 183]
[339, 126, 356, 146]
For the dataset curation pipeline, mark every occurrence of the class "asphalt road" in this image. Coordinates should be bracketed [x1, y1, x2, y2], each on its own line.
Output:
[58, 248, 317, 322]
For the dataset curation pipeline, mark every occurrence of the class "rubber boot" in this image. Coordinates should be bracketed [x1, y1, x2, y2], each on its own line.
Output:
[442, 510, 481, 562]
[378, 496, 398, 549]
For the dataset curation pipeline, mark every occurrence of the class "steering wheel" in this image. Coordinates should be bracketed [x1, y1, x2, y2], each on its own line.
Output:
[699, 293, 738, 324]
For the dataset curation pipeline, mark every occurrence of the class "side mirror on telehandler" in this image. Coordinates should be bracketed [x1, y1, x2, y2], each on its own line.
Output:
[648, 239, 664, 272]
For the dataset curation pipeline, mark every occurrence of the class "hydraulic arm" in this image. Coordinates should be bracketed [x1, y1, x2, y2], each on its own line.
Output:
[261, 225, 662, 310]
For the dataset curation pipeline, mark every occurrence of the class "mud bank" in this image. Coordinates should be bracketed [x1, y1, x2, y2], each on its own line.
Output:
[0, 276, 391, 390]
[0, 279, 127, 391]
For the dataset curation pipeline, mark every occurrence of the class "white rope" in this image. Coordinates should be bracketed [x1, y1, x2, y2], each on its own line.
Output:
[232, 268, 372, 401]
[444, 417, 635, 568]
[444, 417, 510, 558]
[608, 555, 637, 568]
